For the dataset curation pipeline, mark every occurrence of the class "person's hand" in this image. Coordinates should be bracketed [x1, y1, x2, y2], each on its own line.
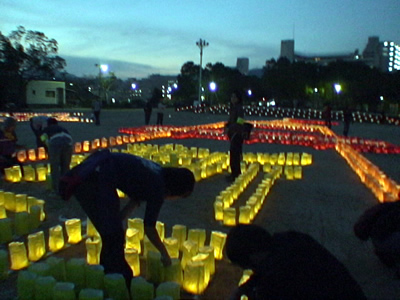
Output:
[161, 253, 172, 267]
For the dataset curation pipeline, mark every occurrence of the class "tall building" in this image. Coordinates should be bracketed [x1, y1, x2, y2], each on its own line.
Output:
[381, 41, 400, 72]
[236, 57, 249, 75]
[362, 36, 400, 72]
[280, 40, 295, 63]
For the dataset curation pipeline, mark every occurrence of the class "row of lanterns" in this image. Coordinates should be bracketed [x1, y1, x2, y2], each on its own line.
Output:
[1, 112, 90, 123]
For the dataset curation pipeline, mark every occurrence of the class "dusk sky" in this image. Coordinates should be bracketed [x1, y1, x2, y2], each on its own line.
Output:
[2, 0, 399, 79]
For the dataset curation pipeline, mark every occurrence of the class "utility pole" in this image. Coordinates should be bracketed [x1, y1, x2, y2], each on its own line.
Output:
[196, 39, 209, 104]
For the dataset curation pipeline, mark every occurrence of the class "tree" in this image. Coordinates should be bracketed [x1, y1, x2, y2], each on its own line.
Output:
[0, 26, 66, 108]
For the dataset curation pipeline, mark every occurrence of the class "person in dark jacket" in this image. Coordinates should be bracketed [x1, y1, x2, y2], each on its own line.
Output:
[30, 115, 50, 150]
[225, 90, 245, 182]
[40, 118, 73, 192]
[354, 201, 400, 275]
[226, 224, 366, 300]
[61, 150, 195, 285]
[144, 100, 153, 125]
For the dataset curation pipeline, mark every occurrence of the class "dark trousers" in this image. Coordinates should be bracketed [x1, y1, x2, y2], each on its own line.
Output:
[144, 111, 151, 125]
[229, 133, 243, 178]
[156, 113, 164, 125]
[73, 172, 132, 284]
[94, 111, 100, 125]
[343, 122, 350, 137]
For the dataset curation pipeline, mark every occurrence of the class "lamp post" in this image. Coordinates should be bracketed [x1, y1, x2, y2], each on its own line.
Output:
[196, 39, 209, 103]
[209, 81, 218, 106]
[95, 64, 108, 101]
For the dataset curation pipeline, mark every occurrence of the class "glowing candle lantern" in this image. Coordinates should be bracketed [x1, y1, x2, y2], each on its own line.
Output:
[35, 275, 56, 300]
[0, 249, 9, 280]
[284, 166, 294, 180]
[66, 258, 86, 291]
[116, 135, 123, 145]
[38, 147, 47, 160]
[0, 218, 13, 244]
[35, 199, 46, 221]
[65, 218, 82, 244]
[92, 139, 100, 150]
[188, 228, 206, 248]
[213, 200, 224, 221]
[53, 282, 76, 300]
[46, 256, 67, 282]
[15, 194, 27, 212]
[79, 288, 103, 300]
[4, 191, 15, 211]
[86, 237, 101, 265]
[36, 166, 47, 182]
[23, 165, 36, 181]
[294, 166, 302, 179]
[183, 260, 207, 295]
[181, 240, 198, 269]
[164, 258, 183, 284]
[85, 264, 105, 290]
[28, 231, 46, 262]
[210, 231, 227, 260]
[146, 251, 164, 284]
[238, 269, 254, 286]
[163, 237, 179, 259]
[199, 246, 215, 275]
[293, 153, 300, 165]
[9, 241, 29, 270]
[28, 149, 37, 161]
[82, 140, 90, 152]
[156, 221, 165, 241]
[125, 248, 140, 276]
[239, 206, 252, 224]
[171, 224, 187, 250]
[143, 236, 158, 258]
[130, 276, 154, 300]
[15, 212, 30, 236]
[125, 228, 141, 253]
[192, 253, 211, 285]
[109, 136, 116, 147]
[0, 205, 6, 219]
[0, 190, 4, 206]
[17, 150, 27, 163]
[4, 167, 16, 182]
[223, 207, 236, 226]
[156, 281, 181, 300]
[86, 218, 99, 238]
[74, 142, 82, 153]
[128, 218, 144, 240]
[101, 137, 108, 148]
[17, 270, 37, 300]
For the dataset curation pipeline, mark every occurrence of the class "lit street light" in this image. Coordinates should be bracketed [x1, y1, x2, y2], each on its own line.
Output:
[196, 38, 209, 104]
[95, 64, 108, 100]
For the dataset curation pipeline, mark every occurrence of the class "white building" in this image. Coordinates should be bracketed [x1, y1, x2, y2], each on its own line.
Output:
[26, 81, 66, 105]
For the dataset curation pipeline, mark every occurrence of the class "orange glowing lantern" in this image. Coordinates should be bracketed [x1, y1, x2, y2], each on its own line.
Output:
[28, 149, 37, 161]
[17, 150, 27, 163]
[74, 142, 82, 153]
[101, 137, 108, 148]
[38, 147, 47, 160]
[83, 141, 90, 152]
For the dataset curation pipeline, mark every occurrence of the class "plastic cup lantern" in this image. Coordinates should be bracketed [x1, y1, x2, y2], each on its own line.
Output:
[124, 248, 140, 276]
[9, 241, 29, 270]
[210, 231, 227, 260]
[65, 218, 82, 244]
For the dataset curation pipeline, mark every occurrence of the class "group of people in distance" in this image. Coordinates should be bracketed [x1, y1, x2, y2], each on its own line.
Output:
[0, 95, 397, 299]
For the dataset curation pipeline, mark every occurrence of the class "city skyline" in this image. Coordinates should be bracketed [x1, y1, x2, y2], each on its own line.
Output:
[2, 0, 400, 79]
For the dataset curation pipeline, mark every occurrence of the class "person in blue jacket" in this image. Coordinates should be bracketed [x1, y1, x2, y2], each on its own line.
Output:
[60, 150, 195, 285]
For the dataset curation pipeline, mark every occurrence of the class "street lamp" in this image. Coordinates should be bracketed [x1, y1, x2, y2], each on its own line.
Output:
[95, 64, 108, 100]
[196, 38, 209, 103]
[209, 81, 218, 105]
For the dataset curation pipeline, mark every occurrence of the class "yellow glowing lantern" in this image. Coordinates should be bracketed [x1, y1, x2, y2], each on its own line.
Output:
[213, 200, 224, 221]
[86, 237, 101, 265]
[156, 221, 165, 241]
[223, 207, 236, 226]
[125, 228, 141, 253]
[183, 260, 208, 295]
[146, 250, 164, 284]
[27, 231, 46, 262]
[4, 191, 16, 211]
[284, 166, 294, 180]
[199, 246, 215, 275]
[49, 225, 65, 253]
[128, 218, 144, 240]
[125, 248, 140, 276]
[23, 165, 36, 182]
[28, 149, 37, 161]
[171, 224, 187, 250]
[83, 140, 90, 152]
[65, 218, 82, 244]
[9, 241, 29, 270]
[15, 194, 27, 213]
[210, 231, 227, 260]
[36, 166, 47, 182]
[239, 206, 252, 224]
[163, 237, 179, 259]
[293, 153, 300, 165]
[0, 190, 4, 206]
[74, 142, 82, 153]
[188, 228, 206, 248]
[192, 253, 211, 285]
[294, 166, 302, 179]
[0, 218, 13, 244]
[0, 206, 6, 219]
[181, 240, 198, 269]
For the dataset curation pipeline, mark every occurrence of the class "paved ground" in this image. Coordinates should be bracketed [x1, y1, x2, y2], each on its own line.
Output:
[0, 108, 399, 299]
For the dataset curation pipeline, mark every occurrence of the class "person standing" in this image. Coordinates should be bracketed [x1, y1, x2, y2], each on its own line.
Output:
[156, 100, 166, 125]
[59, 149, 195, 285]
[29, 115, 50, 150]
[225, 90, 245, 182]
[226, 224, 366, 300]
[144, 100, 153, 125]
[40, 118, 73, 193]
[92, 99, 101, 126]
[343, 107, 353, 137]
[322, 103, 332, 129]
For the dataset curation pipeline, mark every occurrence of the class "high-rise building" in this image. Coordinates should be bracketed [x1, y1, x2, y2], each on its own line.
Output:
[236, 57, 249, 75]
[280, 40, 295, 63]
[362, 36, 400, 72]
